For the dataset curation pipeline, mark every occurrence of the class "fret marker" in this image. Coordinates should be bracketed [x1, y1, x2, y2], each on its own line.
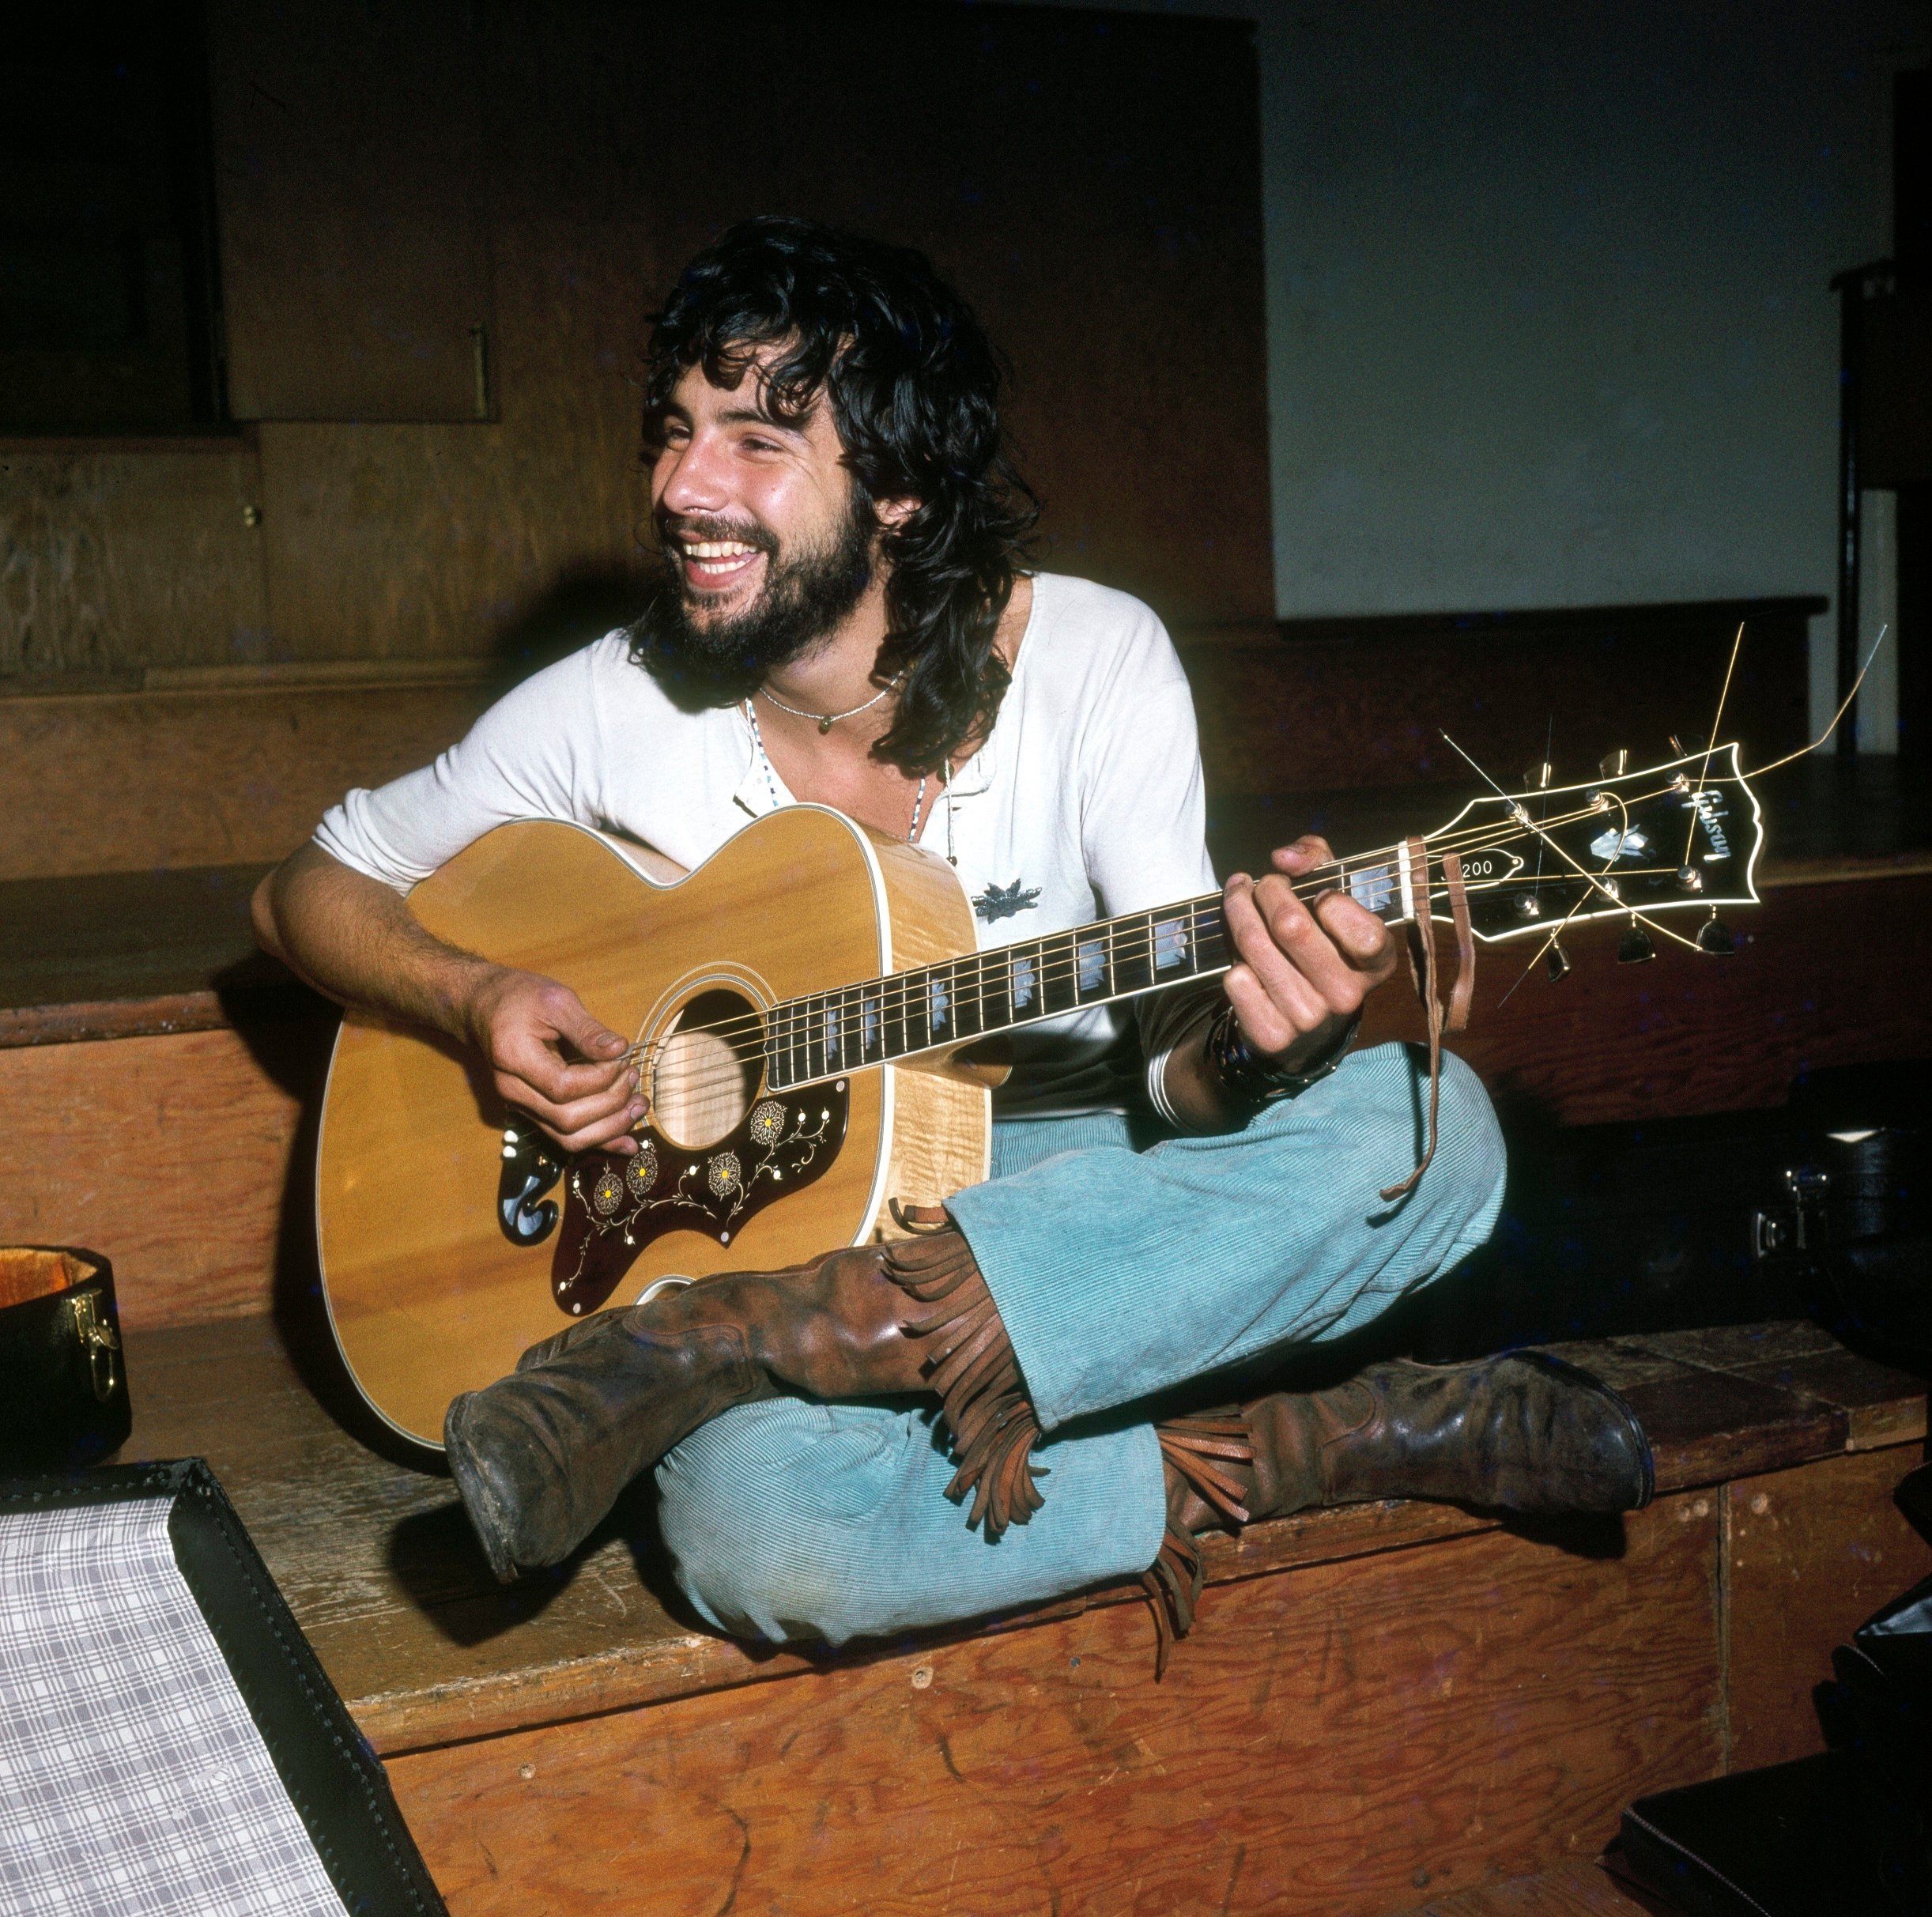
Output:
[1077, 938, 1106, 993]
[1011, 953, 1036, 1009]
[1349, 865, 1394, 915]
[928, 976, 949, 1032]
[1153, 919, 1187, 969]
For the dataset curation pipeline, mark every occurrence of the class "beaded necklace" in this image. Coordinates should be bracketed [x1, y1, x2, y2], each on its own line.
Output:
[756, 672, 903, 734]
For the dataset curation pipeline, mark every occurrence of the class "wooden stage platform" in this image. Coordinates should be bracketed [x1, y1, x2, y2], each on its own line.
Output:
[120, 1308, 1927, 1915]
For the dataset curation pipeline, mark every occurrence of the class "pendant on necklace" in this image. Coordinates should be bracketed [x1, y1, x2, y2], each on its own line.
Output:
[817, 716, 834, 734]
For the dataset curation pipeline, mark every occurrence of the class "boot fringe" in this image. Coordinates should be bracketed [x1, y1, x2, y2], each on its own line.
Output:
[1139, 1524, 1205, 1681]
[1138, 1412, 1258, 1677]
[1156, 1412, 1256, 1526]
[885, 1230, 1047, 1542]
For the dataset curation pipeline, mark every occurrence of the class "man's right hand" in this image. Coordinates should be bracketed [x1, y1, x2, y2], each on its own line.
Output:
[253, 844, 647, 1156]
[463, 968, 647, 1156]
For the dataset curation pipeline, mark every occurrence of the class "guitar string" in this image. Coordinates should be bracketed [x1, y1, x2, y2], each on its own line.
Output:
[622, 815, 1722, 1111]
[1710, 626, 1885, 787]
[632, 831, 1708, 1096]
[1684, 621, 1745, 866]
[1438, 738, 1717, 986]
[609, 792, 1636, 1074]
[734, 800, 1749, 1106]
[612, 806, 1618, 1090]
[1501, 787, 1709, 963]
[1480, 632, 1886, 999]
[615, 789, 1714, 1095]
[634, 855, 1720, 1111]
[1496, 786, 1721, 1009]
[602, 753, 1751, 1105]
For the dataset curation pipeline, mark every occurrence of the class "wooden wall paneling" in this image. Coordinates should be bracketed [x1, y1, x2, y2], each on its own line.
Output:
[0, 678, 492, 879]
[1185, 601, 1815, 798]
[208, 0, 494, 421]
[0, 442, 266, 679]
[481, 0, 1274, 630]
[385, 1502, 1723, 1917]
[181, 0, 1273, 675]
[0, 1014, 330, 1329]
[1357, 871, 1932, 1128]
[1723, 1445, 1932, 1772]
[0, 13, 213, 437]
[252, 221, 653, 663]
[9, 4, 1271, 683]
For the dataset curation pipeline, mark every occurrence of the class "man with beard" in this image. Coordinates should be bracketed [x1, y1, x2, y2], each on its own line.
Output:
[253, 217, 1651, 1668]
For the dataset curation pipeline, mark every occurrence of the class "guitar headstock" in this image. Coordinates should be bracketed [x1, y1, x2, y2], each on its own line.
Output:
[1401, 744, 1763, 945]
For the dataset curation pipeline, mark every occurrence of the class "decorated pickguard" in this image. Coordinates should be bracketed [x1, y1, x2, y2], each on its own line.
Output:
[551, 1083, 849, 1315]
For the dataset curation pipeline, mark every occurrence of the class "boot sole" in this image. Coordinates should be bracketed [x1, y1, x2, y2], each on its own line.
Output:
[443, 1392, 524, 1585]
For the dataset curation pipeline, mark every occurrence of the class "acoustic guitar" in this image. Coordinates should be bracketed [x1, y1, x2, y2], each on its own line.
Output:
[315, 746, 1764, 1445]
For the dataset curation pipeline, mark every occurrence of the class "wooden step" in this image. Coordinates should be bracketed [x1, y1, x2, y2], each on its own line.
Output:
[0, 595, 1824, 884]
[2, 861, 1923, 1334]
[0, 670, 496, 881]
[120, 1311, 1929, 1916]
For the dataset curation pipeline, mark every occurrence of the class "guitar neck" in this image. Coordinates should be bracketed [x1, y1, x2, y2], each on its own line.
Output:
[762, 847, 1436, 1093]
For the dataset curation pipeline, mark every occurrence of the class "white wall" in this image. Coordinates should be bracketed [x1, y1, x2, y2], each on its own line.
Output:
[1009, 0, 1927, 746]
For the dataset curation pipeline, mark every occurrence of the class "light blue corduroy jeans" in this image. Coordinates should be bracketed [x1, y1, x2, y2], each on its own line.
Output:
[655, 1040, 1506, 1645]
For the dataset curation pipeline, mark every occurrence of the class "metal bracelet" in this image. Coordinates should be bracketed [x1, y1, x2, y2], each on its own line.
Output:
[1206, 1002, 1360, 1109]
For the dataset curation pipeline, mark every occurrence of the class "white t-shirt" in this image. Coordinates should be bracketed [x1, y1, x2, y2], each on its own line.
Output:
[315, 572, 1221, 1116]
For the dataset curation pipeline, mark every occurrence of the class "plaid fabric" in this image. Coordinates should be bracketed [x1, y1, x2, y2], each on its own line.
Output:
[0, 1498, 345, 1917]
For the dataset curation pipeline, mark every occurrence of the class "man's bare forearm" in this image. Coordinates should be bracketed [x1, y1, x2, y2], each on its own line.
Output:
[251, 843, 500, 1043]
[257, 844, 642, 1152]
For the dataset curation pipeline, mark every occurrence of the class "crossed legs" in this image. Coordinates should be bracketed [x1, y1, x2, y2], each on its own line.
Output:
[447, 1044, 1650, 1653]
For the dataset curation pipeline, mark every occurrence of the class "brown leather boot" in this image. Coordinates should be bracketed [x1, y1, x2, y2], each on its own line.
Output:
[444, 1226, 1043, 1582]
[1141, 1352, 1654, 1672]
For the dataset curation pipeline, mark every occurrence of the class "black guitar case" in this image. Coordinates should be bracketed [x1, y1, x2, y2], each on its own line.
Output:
[0, 1458, 447, 1917]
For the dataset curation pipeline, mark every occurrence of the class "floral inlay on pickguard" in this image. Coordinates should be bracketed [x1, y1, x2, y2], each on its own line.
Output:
[552, 1086, 850, 1315]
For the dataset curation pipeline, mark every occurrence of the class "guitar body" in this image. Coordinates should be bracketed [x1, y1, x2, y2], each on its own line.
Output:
[315, 807, 991, 1448]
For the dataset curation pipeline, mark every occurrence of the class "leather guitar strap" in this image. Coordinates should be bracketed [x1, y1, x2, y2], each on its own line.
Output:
[1379, 840, 1476, 1201]
[1442, 850, 1475, 1033]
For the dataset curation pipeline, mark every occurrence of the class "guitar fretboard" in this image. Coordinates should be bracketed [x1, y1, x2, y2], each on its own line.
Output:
[760, 852, 1424, 1092]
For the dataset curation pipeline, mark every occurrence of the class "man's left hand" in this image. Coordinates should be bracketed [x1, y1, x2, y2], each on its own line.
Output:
[1221, 835, 1399, 1073]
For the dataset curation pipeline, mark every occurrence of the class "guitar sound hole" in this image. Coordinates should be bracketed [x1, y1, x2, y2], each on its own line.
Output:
[650, 988, 764, 1151]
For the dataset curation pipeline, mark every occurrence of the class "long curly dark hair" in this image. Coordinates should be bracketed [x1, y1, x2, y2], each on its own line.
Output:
[635, 216, 1039, 775]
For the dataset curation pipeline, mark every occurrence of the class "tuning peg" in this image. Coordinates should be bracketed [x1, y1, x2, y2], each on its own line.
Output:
[1598, 749, 1628, 778]
[1523, 761, 1553, 791]
[1696, 913, 1737, 956]
[1513, 889, 1541, 920]
[1675, 864, 1705, 893]
[1617, 917, 1655, 964]
[1545, 941, 1572, 982]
